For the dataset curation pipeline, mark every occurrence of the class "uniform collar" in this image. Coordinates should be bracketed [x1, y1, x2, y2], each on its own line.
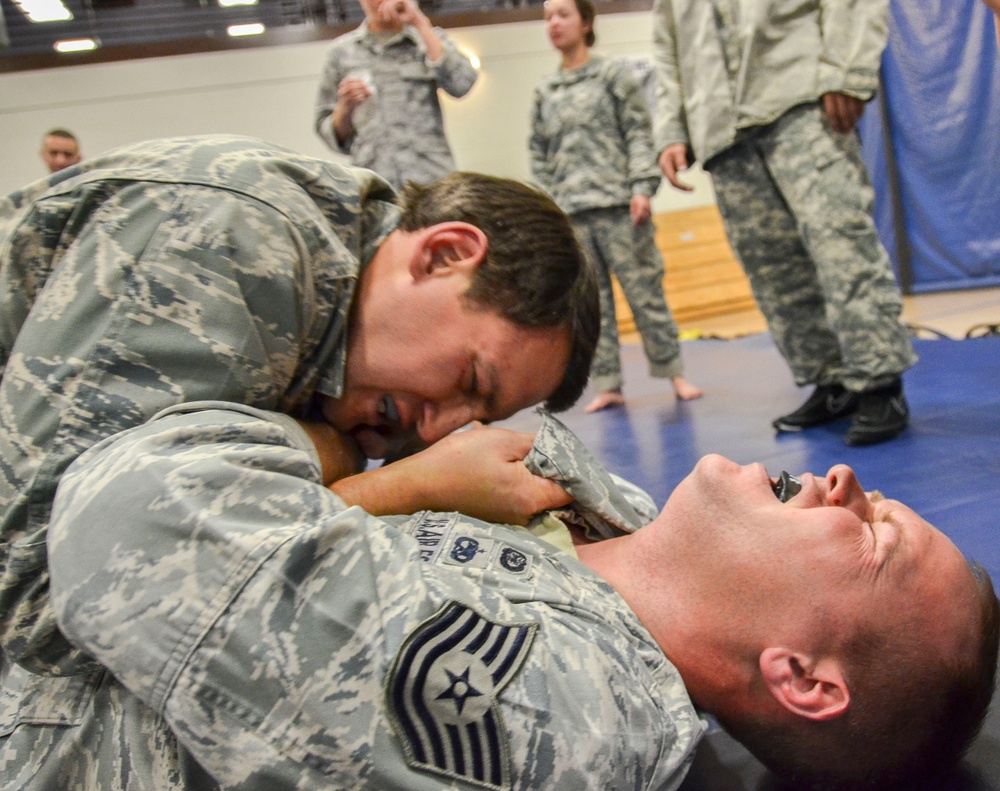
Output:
[552, 54, 603, 86]
[316, 196, 402, 402]
[357, 19, 422, 50]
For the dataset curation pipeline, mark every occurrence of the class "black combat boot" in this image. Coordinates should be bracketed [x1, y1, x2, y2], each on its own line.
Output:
[772, 384, 859, 433]
[845, 379, 909, 446]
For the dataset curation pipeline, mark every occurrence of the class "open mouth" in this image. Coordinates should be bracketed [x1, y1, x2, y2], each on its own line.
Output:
[377, 395, 400, 426]
[771, 471, 802, 502]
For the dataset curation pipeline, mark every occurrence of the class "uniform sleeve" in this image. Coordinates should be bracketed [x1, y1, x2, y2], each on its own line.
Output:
[651, 0, 691, 155]
[428, 29, 478, 98]
[608, 61, 661, 198]
[0, 181, 64, 379]
[47, 406, 423, 788]
[527, 87, 554, 190]
[314, 43, 350, 152]
[817, 0, 890, 98]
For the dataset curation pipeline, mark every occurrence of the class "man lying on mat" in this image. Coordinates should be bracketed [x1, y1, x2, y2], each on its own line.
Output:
[33, 405, 999, 791]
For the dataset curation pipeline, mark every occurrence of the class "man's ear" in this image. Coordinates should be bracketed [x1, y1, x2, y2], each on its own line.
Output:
[759, 647, 849, 721]
[409, 222, 488, 281]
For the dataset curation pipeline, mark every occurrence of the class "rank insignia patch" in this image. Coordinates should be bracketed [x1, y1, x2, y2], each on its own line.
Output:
[385, 601, 538, 790]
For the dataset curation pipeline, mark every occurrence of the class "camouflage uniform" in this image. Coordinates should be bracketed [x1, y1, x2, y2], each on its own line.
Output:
[23, 404, 704, 789]
[314, 21, 478, 190]
[0, 135, 400, 779]
[530, 56, 685, 393]
[652, 0, 916, 391]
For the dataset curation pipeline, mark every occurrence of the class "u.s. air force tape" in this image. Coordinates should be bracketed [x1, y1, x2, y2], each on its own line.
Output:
[385, 601, 538, 790]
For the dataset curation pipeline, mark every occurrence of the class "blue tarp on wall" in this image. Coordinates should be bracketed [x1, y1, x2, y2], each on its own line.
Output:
[860, 0, 1000, 293]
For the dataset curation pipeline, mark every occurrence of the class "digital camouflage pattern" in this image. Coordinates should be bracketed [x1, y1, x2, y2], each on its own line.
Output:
[652, 1, 914, 391]
[529, 56, 661, 216]
[525, 409, 660, 540]
[0, 133, 400, 678]
[706, 106, 916, 391]
[530, 56, 685, 392]
[314, 22, 478, 190]
[22, 403, 702, 789]
[652, 0, 890, 163]
[571, 208, 684, 393]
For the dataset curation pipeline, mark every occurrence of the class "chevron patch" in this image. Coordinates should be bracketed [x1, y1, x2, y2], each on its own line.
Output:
[385, 601, 538, 790]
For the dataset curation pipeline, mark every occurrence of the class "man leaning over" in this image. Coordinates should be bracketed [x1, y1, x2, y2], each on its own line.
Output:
[0, 133, 598, 771]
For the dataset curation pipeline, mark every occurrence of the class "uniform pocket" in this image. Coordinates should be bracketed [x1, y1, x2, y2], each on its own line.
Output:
[0, 660, 101, 737]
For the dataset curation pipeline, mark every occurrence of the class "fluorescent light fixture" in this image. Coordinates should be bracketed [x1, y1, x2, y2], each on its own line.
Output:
[54, 37, 97, 52]
[15, 0, 73, 22]
[467, 52, 481, 70]
[227, 22, 265, 36]
[218, 0, 258, 6]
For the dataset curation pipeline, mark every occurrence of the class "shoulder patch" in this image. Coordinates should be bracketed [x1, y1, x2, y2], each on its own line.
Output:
[385, 601, 538, 790]
[407, 512, 536, 579]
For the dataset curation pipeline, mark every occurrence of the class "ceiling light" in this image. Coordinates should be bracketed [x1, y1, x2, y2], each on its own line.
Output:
[218, 0, 258, 6]
[227, 22, 265, 36]
[54, 37, 97, 52]
[15, 0, 73, 22]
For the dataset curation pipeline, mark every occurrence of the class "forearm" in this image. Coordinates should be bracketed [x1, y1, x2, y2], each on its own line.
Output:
[334, 427, 573, 525]
[49, 405, 424, 786]
[412, 14, 444, 62]
[330, 103, 354, 148]
[330, 461, 431, 516]
[296, 419, 366, 484]
[426, 28, 478, 97]
[651, 0, 690, 153]
[616, 69, 662, 188]
[315, 54, 348, 150]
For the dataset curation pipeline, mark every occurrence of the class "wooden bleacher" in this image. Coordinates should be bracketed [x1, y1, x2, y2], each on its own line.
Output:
[612, 204, 758, 333]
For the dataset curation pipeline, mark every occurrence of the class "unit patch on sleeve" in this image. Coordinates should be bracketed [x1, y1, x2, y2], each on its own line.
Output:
[385, 601, 538, 790]
[406, 512, 535, 579]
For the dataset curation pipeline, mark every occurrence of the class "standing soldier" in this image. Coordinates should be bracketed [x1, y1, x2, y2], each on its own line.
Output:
[530, 0, 702, 413]
[314, 0, 477, 190]
[653, 0, 916, 445]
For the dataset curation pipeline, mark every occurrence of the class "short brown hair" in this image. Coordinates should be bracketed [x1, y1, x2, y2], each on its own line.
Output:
[574, 0, 596, 47]
[44, 128, 78, 143]
[725, 561, 999, 790]
[397, 173, 599, 412]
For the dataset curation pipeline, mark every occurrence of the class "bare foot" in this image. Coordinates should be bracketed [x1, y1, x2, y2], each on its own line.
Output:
[672, 376, 704, 401]
[584, 390, 626, 413]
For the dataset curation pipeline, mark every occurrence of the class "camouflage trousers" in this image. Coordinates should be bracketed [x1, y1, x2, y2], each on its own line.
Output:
[571, 207, 684, 393]
[705, 102, 917, 392]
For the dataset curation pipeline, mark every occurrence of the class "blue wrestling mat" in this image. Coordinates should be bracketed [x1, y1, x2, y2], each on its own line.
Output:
[501, 333, 1000, 790]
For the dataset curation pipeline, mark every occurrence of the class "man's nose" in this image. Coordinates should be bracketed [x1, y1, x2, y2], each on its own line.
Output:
[825, 465, 868, 516]
[417, 402, 475, 445]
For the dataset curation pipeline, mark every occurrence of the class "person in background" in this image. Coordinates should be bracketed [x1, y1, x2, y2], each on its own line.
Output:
[314, 0, 477, 190]
[530, 0, 702, 414]
[39, 128, 82, 173]
[652, 0, 916, 445]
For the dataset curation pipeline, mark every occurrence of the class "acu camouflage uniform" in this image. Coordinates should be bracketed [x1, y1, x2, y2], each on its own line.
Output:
[314, 21, 478, 190]
[652, 0, 915, 392]
[0, 135, 400, 777]
[31, 404, 704, 789]
[530, 56, 685, 394]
